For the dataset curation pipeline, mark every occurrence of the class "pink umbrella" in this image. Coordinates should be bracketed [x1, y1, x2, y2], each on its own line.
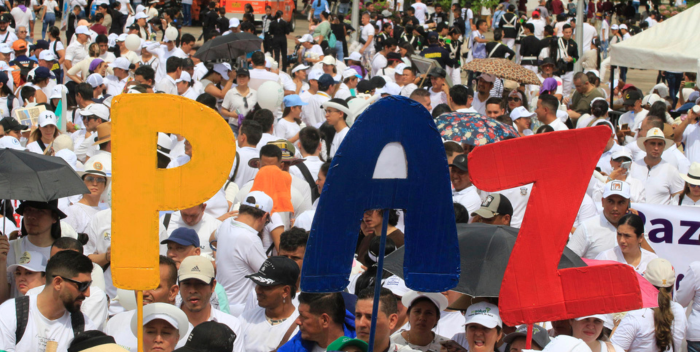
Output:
[583, 259, 659, 308]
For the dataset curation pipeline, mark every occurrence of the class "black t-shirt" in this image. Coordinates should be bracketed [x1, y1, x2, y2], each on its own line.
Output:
[331, 23, 345, 43]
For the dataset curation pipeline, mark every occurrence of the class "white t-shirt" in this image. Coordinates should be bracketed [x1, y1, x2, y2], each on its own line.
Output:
[274, 118, 301, 141]
[222, 88, 258, 126]
[675, 261, 700, 341]
[301, 92, 331, 128]
[436, 311, 465, 340]
[600, 20, 610, 41]
[231, 146, 259, 189]
[428, 88, 447, 114]
[290, 156, 325, 182]
[371, 53, 388, 77]
[461, 8, 474, 24]
[453, 185, 481, 216]
[0, 295, 96, 352]
[611, 303, 687, 352]
[7, 237, 52, 298]
[330, 126, 349, 158]
[180, 307, 247, 352]
[248, 68, 280, 91]
[567, 213, 617, 259]
[43, 0, 58, 13]
[361, 24, 375, 48]
[411, 2, 428, 24]
[471, 94, 489, 116]
[239, 305, 299, 352]
[581, 23, 598, 52]
[161, 211, 222, 260]
[594, 246, 658, 276]
[629, 159, 685, 205]
[681, 123, 700, 164]
[10, 7, 32, 31]
[63, 202, 101, 234]
[65, 40, 89, 66]
[26, 284, 109, 330]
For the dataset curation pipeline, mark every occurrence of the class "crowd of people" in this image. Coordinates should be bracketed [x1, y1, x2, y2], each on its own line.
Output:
[0, 0, 698, 351]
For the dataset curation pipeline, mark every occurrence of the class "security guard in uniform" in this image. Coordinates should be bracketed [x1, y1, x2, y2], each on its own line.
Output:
[420, 32, 451, 69]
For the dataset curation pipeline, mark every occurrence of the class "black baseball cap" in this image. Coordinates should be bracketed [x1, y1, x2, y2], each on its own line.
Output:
[236, 68, 250, 77]
[449, 154, 468, 172]
[246, 256, 300, 287]
[623, 90, 643, 105]
[471, 194, 514, 219]
[174, 321, 236, 352]
[539, 57, 555, 67]
[0, 117, 29, 132]
[30, 40, 49, 51]
[0, 14, 11, 23]
[503, 324, 550, 350]
[356, 80, 375, 94]
[428, 67, 447, 78]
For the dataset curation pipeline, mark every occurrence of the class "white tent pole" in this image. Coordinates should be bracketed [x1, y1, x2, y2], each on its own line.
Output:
[351, 0, 360, 42]
[574, 0, 584, 73]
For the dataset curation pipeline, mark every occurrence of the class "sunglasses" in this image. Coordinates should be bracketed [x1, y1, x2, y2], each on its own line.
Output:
[60, 276, 92, 292]
[690, 184, 700, 188]
[508, 97, 521, 102]
[243, 96, 248, 109]
[84, 175, 107, 184]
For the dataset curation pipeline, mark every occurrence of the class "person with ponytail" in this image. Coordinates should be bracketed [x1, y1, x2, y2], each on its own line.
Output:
[595, 213, 658, 276]
[611, 258, 687, 352]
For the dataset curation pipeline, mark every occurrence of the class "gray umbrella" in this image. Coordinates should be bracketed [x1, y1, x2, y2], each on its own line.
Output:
[193, 32, 263, 62]
[383, 223, 586, 297]
[0, 149, 89, 202]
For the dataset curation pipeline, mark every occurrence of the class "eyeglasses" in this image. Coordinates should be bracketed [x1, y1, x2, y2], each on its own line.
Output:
[18, 31, 27, 34]
[84, 175, 107, 184]
[59, 276, 92, 292]
[690, 184, 700, 188]
[507, 97, 521, 102]
[243, 96, 248, 109]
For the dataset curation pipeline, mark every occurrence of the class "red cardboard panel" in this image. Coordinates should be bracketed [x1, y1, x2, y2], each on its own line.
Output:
[468, 127, 643, 325]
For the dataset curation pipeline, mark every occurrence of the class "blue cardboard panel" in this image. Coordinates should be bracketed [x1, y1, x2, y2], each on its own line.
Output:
[300, 96, 460, 293]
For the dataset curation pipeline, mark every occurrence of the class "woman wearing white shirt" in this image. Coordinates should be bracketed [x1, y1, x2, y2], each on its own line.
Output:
[274, 94, 305, 142]
[570, 314, 622, 352]
[594, 213, 657, 276]
[47, 26, 65, 82]
[611, 258, 687, 352]
[39, 0, 59, 40]
[221, 68, 256, 133]
[671, 162, 700, 206]
[676, 261, 700, 352]
[26, 110, 60, 154]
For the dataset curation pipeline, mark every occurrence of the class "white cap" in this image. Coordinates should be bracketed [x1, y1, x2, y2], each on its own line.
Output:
[308, 69, 324, 81]
[299, 34, 314, 43]
[0, 136, 25, 150]
[176, 71, 191, 83]
[0, 44, 11, 54]
[38, 50, 57, 62]
[478, 73, 496, 82]
[394, 63, 407, 75]
[108, 33, 118, 47]
[134, 12, 148, 20]
[381, 82, 401, 95]
[611, 148, 632, 160]
[347, 52, 362, 61]
[401, 291, 448, 312]
[38, 110, 58, 127]
[135, 4, 146, 12]
[556, 109, 569, 122]
[7, 251, 47, 273]
[292, 64, 309, 74]
[342, 68, 360, 80]
[79, 103, 110, 121]
[322, 56, 336, 65]
[117, 33, 128, 42]
[540, 336, 593, 352]
[464, 302, 502, 329]
[652, 83, 669, 98]
[55, 149, 77, 170]
[584, 69, 600, 78]
[510, 106, 535, 121]
[619, 24, 628, 30]
[242, 191, 273, 213]
[213, 63, 231, 80]
[382, 275, 409, 297]
[648, 93, 666, 106]
[611, 24, 619, 30]
[131, 303, 189, 339]
[602, 180, 631, 199]
[575, 314, 614, 330]
[591, 97, 612, 112]
[178, 255, 215, 282]
[86, 73, 104, 88]
[229, 17, 240, 28]
[75, 25, 90, 35]
[108, 57, 130, 71]
[645, 258, 675, 288]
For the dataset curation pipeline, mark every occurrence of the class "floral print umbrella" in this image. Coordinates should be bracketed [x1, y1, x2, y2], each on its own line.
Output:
[464, 58, 542, 85]
[435, 112, 520, 146]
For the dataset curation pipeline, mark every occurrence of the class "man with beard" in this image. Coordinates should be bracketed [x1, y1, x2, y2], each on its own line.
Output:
[0, 250, 96, 352]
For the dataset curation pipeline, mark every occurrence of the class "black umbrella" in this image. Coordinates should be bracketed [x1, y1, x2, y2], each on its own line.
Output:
[194, 32, 263, 62]
[384, 223, 586, 298]
[0, 149, 89, 202]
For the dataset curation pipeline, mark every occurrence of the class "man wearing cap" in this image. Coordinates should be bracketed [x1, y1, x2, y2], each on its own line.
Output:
[298, 34, 324, 66]
[177, 256, 245, 352]
[448, 85, 476, 113]
[65, 26, 90, 71]
[161, 227, 203, 268]
[568, 180, 634, 259]
[420, 32, 451, 69]
[509, 106, 534, 136]
[146, 39, 188, 84]
[216, 191, 274, 316]
[301, 73, 335, 128]
[472, 193, 514, 225]
[629, 128, 685, 205]
[37, 50, 58, 97]
[616, 89, 646, 145]
[336, 68, 359, 100]
[162, 204, 221, 261]
[355, 287, 418, 352]
[249, 51, 280, 91]
[0, 116, 29, 141]
[504, 324, 550, 351]
[473, 74, 495, 116]
[103, 57, 130, 96]
[239, 256, 300, 352]
[426, 67, 449, 114]
[536, 94, 569, 131]
[592, 148, 645, 203]
[450, 154, 482, 216]
[566, 72, 605, 119]
[73, 103, 109, 162]
[0, 15, 18, 49]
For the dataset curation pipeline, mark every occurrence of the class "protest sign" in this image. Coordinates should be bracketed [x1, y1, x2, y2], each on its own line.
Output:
[14, 105, 46, 128]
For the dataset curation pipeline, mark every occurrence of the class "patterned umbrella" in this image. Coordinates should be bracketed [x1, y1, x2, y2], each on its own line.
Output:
[435, 112, 520, 146]
[464, 58, 541, 85]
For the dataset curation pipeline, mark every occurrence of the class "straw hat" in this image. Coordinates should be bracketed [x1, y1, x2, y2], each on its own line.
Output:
[681, 162, 700, 186]
[92, 122, 112, 146]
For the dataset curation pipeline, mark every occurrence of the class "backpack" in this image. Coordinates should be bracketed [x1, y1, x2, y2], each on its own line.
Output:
[328, 32, 337, 49]
[12, 61, 36, 87]
[15, 295, 85, 343]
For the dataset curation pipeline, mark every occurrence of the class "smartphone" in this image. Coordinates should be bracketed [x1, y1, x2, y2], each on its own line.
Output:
[621, 123, 629, 130]
[621, 161, 631, 170]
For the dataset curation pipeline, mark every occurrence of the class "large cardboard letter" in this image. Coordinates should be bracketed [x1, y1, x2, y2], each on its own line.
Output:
[111, 94, 236, 290]
[301, 96, 460, 293]
[469, 127, 643, 324]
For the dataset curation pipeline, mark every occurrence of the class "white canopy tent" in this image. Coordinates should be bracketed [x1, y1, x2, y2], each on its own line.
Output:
[610, 4, 700, 74]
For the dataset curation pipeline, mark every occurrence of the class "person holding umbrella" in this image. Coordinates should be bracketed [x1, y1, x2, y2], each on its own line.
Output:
[390, 291, 450, 351]
[26, 110, 61, 155]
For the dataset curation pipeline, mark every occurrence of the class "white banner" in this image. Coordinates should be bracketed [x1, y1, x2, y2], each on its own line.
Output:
[632, 203, 700, 290]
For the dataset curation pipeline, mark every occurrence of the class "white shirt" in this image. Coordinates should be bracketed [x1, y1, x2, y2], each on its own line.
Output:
[581, 23, 598, 52]
[215, 220, 267, 316]
[335, 83, 352, 100]
[161, 212, 221, 260]
[181, 307, 247, 352]
[548, 118, 569, 131]
[222, 88, 257, 126]
[65, 40, 89, 66]
[290, 156, 324, 182]
[481, 184, 532, 228]
[411, 2, 428, 24]
[681, 123, 700, 164]
[248, 68, 280, 91]
[239, 305, 299, 352]
[600, 20, 610, 41]
[400, 83, 417, 97]
[302, 92, 331, 128]
[10, 8, 32, 31]
[26, 284, 109, 330]
[6, 237, 51, 298]
[611, 303, 687, 352]
[99, 51, 116, 63]
[591, 175, 646, 204]
[155, 75, 178, 95]
[0, 30, 18, 48]
[257, 133, 277, 154]
[428, 88, 447, 114]
[597, 144, 630, 175]
[574, 193, 599, 228]
[618, 109, 648, 145]
[629, 159, 685, 205]
[436, 311, 465, 340]
[63, 202, 101, 234]
[231, 146, 259, 189]
[361, 24, 375, 48]
[526, 18, 546, 39]
[0, 295, 96, 352]
[104, 75, 128, 96]
[567, 213, 617, 259]
[594, 246, 658, 276]
[330, 126, 349, 158]
[371, 53, 387, 77]
[453, 185, 481, 216]
[471, 94, 489, 115]
[274, 118, 301, 141]
[672, 193, 700, 206]
[675, 261, 700, 341]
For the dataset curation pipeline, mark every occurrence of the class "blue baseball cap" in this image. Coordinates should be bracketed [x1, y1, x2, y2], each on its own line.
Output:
[33, 67, 55, 79]
[283, 95, 308, 107]
[160, 227, 200, 247]
[318, 73, 335, 87]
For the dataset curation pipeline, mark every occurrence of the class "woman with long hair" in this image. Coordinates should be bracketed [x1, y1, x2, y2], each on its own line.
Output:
[611, 258, 687, 352]
[505, 89, 528, 113]
[26, 110, 61, 154]
[0, 72, 15, 119]
[570, 314, 621, 352]
[274, 95, 304, 142]
[673, 162, 700, 206]
[47, 26, 65, 83]
[581, 37, 601, 71]
[595, 213, 658, 275]
[200, 63, 234, 100]
[391, 291, 450, 351]
[357, 209, 404, 267]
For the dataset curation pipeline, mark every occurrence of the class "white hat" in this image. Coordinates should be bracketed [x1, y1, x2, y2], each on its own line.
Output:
[611, 148, 632, 160]
[229, 17, 240, 28]
[176, 71, 191, 83]
[602, 180, 631, 199]
[478, 73, 496, 82]
[265, 56, 274, 69]
[636, 127, 673, 151]
[308, 69, 324, 81]
[130, 302, 189, 339]
[591, 97, 612, 112]
[645, 258, 675, 288]
[213, 63, 231, 80]
[81, 152, 112, 177]
[380, 82, 401, 96]
[394, 63, 407, 75]
[38, 50, 57, 62]
[648, 93, 666, 106]
[556, 109, 569, 122]
[108, 57, 130, 71]
[117, 33, 128, 42]
[510, 106, 535, 121]
[292, 64, 309, 74]
[619, 24, 628, 30]
[179, 255, 215, 282]
[322, 56, 336, 66]
[321, 99, 351, 116]
[0, 136, 25, 150]
[7, 251, 47, 273]
[401, 291, 448, 312]
[611, 24, 619, 30]
[342, 68, 360, 80]
[584, 69, 600, 78]
[382, 275, 409, 297]
[108, 33, 118, 47]
[134, 12, 148, 20]
[540, 335, 592, 352]
[157, 132, 171, 157]
[574, 314, 614, 330]
[299, 34, 314, 43]
[464, 302, 502, 329]
[681, 162, 700, 186]
[0, 44, 11, 54]
[652, 83, 669, 98]
[346, 52, 362, 61]
[79, 103, 110, 121]
[75, 26, 90, 35]
[242, 191, 273, 213]
[55, 149, 78, 170]
[38, 110, 58, 127]
[136, 4, 146, 12]
[86, 73, 104, 88]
